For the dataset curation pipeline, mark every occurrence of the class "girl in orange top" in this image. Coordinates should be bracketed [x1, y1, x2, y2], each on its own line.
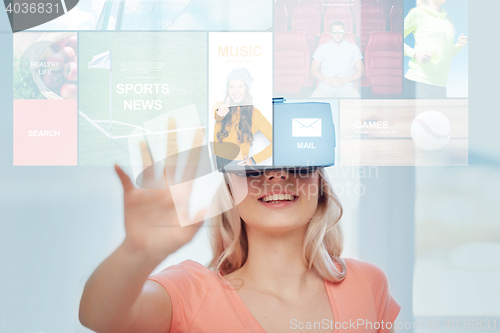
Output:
[213, 68, 272, 166]
[79, 139, 401, 332]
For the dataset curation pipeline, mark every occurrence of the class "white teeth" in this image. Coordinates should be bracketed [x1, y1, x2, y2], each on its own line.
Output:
[261, 194, 295, 202]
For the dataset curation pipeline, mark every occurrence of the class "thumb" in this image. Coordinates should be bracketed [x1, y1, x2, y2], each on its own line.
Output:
[115, 164, 134, 192]
[183, 208, 207, 237]
[225, 97, 230, 105]
[192, 208, 208, 225]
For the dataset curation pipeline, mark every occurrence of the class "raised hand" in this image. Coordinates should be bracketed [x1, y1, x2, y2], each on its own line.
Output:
[414, 50, 433, 64]
[237, 155, 255, 166]
[457, 34, 468, 48]
[216, 97, 231, 119]
[116, 119, 207, 262]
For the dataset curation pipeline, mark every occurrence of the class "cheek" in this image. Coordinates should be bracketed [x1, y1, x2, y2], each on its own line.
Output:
[228, 176, 250, 205]
[298, 180, 320, 217]
[295, 174, 320, 200]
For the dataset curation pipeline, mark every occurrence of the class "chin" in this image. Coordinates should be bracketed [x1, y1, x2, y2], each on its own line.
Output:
[240, 205, 315, 234]
[244, 216, 309, 234]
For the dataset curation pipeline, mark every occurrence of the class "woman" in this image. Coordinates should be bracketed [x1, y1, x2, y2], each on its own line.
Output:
[404, 0, 468, 98]
[79, 150, 401, 332]
[213, 68, 272, 167]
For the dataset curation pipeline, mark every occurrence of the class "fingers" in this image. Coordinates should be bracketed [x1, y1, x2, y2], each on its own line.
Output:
[219, 108, 229, 118]
[140, 140, 155, 183]
[331, 80, 341, 88]
[238, 156, 253, 165]
[458, 35, 468, 46]
[192, 208, 208, 226]
[162, 118, 178, 188]
[416, 50, 433, 63]
[422, 51, 433, 58]
[164, 118, 178, 177]
[181, 128, 205, 183]
[181, 208, 207, 234]
[328, 78, 339, 87]
[217, 105, 230, 118]
[418, 51, 432, 63]
[140, 140, 153, 168]
[115, 164, 134, 192]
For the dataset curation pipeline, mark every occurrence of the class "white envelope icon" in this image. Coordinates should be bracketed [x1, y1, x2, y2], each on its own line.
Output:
[292, 118, 322, 137]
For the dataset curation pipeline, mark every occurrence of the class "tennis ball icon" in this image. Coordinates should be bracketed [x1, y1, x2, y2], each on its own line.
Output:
[411, 111, 451, 151]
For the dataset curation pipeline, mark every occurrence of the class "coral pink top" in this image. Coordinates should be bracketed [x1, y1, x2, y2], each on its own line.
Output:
[148, 259, 400, 333]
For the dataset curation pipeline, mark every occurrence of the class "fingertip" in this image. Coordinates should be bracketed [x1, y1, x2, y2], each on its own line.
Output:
[168, 118, 177, 130]
[192, 208, 208, 226]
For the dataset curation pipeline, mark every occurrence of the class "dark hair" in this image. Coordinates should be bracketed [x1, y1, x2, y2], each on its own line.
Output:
[217, 84, 254, 145]
[329, 20, 345, 31]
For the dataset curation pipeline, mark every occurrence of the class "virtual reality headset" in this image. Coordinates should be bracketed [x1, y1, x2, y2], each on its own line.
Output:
[136, 98, 336, 188]
[217, 98, 336, 173]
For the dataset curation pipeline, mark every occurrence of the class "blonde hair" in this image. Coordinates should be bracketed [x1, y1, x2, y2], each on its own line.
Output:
[208, 168, 346, 283]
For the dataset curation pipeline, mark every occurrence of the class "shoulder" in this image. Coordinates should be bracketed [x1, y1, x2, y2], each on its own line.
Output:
[148, 260, 214, 298]
[150, 260, 212, 280]
[407, 6, 426, 18]
[148, 261, 220, 331]
[315, 42, 331, 54]
[409, 6, 424, 14]
[251, 107, 271, 124]
[250, 107, 264, 119]
[251, 106, 262, 115]
[345, 258, 387, 279]
[344, 258, 391, 297]
[343, 40, 356, 48]
[344, 41, 362, 54]
[338, 259, 401, 325]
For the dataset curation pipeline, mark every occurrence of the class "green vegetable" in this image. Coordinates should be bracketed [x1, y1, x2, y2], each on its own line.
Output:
[13, 54, 45, 99]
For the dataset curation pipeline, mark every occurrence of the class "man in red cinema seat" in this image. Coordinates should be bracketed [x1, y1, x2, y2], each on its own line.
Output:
[311, 21, 365, 98]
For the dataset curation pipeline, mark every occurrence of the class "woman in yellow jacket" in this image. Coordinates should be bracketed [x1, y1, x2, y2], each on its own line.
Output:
[213, 68, 272, 167]
[404, 0, 468, 98]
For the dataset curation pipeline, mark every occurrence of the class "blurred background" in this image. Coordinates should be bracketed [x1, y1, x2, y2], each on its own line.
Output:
[1, 1, 499, 332]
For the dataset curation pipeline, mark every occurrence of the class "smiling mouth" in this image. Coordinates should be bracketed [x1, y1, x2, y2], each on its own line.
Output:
[259, 193, 297, 203]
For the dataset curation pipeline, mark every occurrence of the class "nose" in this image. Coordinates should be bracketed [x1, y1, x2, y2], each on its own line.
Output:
[265, 169, 288, 181]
